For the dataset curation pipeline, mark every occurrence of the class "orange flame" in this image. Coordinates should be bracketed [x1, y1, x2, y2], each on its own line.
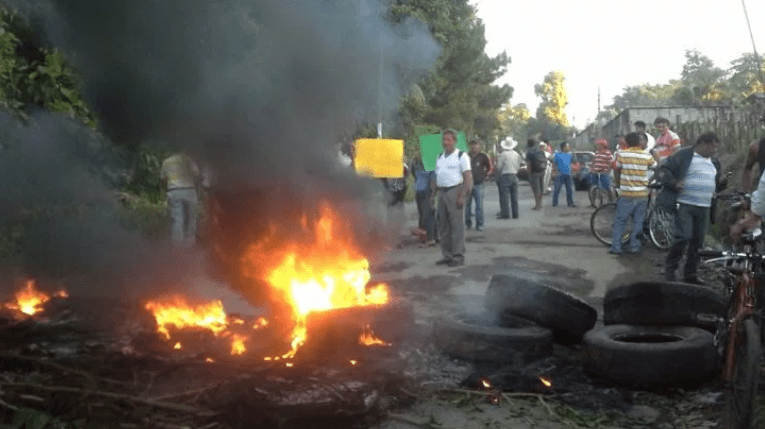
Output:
[54, 290, 69, 299]
[242, 202, 390, 358]
[205, 358, 214, 363]
[5, 280, 50, 316]
[252, 317, 268, 329]
[349, 359, 358, 366]
[539, 377, 552, 388]
[230, 334, 247, 356]
[144, 296, 249, 355]
[174, 342, 182, 350]
[359, 325, 391, 346]
[145, 297, 229, 339]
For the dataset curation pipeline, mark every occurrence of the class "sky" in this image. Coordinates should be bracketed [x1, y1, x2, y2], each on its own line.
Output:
[473, 0, 765, 130]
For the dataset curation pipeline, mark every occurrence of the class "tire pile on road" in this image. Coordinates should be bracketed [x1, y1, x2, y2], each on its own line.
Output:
[433, 275, 727, 387]
[433, 273, 597, 366]
[586, 281, 725, 386]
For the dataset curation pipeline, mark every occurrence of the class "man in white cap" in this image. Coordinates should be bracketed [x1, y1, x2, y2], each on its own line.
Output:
[495, 137, 521, 219]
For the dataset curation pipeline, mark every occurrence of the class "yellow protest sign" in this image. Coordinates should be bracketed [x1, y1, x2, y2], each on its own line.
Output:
[353, 138, 404, 178]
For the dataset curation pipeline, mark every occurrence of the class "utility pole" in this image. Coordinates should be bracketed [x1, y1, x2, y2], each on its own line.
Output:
[596, 86, 601, 133]
[741, 0, 765, 90]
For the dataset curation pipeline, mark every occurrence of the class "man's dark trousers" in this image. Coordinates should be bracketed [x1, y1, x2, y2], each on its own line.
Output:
[665, 203, 709, 280]
[498, 173, 518, 218]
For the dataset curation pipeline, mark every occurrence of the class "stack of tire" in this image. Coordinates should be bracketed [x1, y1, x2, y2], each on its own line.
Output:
[433, 274, 598, 365]
[581, 281, 725, 386]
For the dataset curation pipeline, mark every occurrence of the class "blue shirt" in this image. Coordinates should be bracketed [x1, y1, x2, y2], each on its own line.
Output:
[413, 165, 435, 192]
[554, 153, 572, 176]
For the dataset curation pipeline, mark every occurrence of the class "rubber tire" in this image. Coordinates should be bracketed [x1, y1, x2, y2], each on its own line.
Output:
[484, 274, 597, 339]
[604, 281, 726, 330]
[582, 324, 718, 385]
[725, 317, 761, 429]
[433, 312, 553, 363]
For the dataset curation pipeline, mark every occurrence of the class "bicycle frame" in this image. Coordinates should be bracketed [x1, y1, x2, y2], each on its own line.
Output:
[702, 239, 764, 382]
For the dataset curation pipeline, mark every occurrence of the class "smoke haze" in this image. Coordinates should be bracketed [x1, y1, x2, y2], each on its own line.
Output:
[0, 0, 440, 298]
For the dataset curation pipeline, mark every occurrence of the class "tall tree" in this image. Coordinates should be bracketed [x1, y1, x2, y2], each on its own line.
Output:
[389, 0, 512, 147]
[534, 71, 569, 127]
[674, 49, 727, 105]
[609, 82, 679, 111]
[728, 52, 765, 98]
[496, 103, 530, 142]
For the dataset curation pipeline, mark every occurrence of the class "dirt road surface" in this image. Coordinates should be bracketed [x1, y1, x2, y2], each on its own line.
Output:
[369, 181, 739, 429]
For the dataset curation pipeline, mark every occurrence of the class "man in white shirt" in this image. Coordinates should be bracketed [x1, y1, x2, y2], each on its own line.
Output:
[634, 121, 655, 152]
[495, 137, 521, 219]
[431, 129, 473, 267]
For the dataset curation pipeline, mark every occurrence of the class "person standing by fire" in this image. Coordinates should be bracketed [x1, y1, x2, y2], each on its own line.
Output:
[431, 129, 472, 267]
[160, 152, 201, 246]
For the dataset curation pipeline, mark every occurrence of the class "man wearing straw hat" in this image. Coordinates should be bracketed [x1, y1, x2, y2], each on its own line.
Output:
[495, 137, 521, 219]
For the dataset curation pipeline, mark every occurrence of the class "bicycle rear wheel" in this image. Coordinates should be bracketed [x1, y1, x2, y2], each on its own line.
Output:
[591, 203, 632, 246]
[724, 316, 762, 429]
[648, 205, 673, 250]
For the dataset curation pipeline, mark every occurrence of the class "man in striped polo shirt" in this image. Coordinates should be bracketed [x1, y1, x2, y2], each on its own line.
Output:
[657, 132, 725, 284]
[610, 132, 657, 255]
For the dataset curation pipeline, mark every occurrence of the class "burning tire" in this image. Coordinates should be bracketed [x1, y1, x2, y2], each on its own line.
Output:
[484, 274, 597, 341]
[603, 282, 725, 331]
[433, 312, 553, 363]
[581, 324, 718, 386]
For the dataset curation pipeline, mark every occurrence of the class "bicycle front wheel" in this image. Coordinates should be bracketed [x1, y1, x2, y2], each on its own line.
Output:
[591, 203, 632, 246]
[648, 205, 674, 250]
[588, 185, 598, 208]
[724, 317, 762, 429]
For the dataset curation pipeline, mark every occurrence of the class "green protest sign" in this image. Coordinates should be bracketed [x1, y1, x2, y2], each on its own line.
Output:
[418, 131, 468, 171]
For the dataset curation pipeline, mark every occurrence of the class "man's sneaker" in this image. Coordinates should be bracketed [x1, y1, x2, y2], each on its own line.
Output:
[476, 226, 483, 231]
[435, 258, 452, 266]
[608, 249, 621, 256]
[447, 259, 464, 267]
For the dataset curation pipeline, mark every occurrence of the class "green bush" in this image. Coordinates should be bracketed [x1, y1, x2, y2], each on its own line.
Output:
[115, 193, 169, 240]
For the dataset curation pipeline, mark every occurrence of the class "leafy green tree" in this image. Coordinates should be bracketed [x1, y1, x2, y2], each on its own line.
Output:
[496, 103, 530, 142]
[728, 52, 765, 98]
[0, 6, 95, 126]
[609, 82, 679, 110]
[389, 0, 512, 143]
[674, 49, 728, 105]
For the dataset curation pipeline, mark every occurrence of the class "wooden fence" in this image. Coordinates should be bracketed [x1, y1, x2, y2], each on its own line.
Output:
[674, 111, 763, 154]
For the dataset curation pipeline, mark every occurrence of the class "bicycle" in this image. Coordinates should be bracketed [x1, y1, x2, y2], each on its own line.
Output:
[700, 228, 764, 429]
[587, 172, 612, 208]
[590, 182, 673, 250]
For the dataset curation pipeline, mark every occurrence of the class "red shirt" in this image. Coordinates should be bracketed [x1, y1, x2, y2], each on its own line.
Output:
[591, 150, 613, 173]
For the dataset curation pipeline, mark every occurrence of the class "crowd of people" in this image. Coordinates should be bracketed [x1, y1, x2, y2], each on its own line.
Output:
[156, 114, 765, 282]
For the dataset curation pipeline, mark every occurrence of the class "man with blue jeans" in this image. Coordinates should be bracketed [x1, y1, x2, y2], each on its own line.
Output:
[465, 140, 492, 231]
[610, 132, 656, 255]
[552, 142, 575, 207]
[160, 152, 201, 247]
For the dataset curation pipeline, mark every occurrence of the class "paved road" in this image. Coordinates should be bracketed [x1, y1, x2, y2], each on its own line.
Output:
[371, 179, 663, 319]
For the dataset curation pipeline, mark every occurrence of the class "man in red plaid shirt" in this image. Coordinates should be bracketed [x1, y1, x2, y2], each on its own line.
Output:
[590, 139, 614, 202]
[653, 117, 681, 162]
